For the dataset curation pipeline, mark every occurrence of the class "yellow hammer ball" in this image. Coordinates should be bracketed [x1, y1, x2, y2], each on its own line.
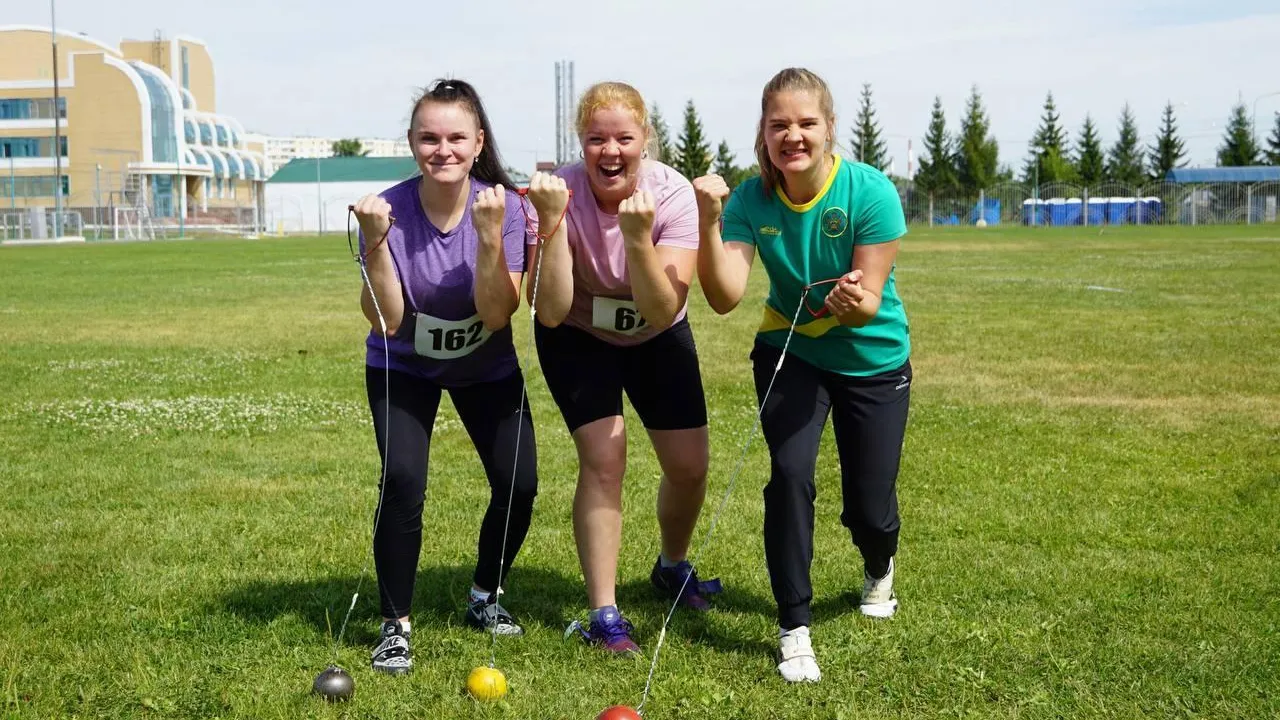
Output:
[466, 666, 508, 701]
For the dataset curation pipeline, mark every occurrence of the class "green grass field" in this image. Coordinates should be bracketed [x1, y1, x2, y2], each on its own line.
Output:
[1, 225, 1277, 719]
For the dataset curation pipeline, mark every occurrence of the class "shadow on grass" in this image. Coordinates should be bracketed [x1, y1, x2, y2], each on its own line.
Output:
[615, 575, 778, 659]
[218, 564, 583, 646]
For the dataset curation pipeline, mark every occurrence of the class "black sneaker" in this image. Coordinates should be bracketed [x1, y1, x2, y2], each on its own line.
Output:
[465, 593, 524, 636]
[370, 619, 412, 675]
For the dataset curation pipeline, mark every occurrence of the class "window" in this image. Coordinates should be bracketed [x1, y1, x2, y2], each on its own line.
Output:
[0, 137, 68, 158]
[132, 64, 177, 163]
[0, 98, 66, 120]
[0, 175, 70, 197]
[181, 46, 190, 91]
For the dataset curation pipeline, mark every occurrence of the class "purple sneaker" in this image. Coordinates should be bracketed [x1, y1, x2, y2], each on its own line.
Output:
[566, 606, 640, 655]
[650, 557, 723, 611]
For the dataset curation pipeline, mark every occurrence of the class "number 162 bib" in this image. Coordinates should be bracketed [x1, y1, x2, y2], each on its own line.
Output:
[413, 312, 492, 360]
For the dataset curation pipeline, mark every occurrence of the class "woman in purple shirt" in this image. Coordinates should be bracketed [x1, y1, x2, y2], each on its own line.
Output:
[350, 79, 537, 675]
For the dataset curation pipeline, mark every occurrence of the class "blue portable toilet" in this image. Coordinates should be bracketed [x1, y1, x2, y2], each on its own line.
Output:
[1046, 198, 1068, 226]
[1022, 198, 1045, 225]
[973, 198, 1001, 225]
[1107, 197, 1134, 224]
[1064, 198, 1083, 225]
[1139, 197, 1161, 224]
[1087, 197, 1107, 225]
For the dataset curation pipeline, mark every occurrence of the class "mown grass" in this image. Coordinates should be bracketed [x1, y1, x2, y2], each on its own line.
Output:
[1, 224, 1276, 719]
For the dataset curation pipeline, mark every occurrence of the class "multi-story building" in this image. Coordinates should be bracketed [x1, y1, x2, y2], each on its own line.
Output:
[261, 135, 411, 171]
[0, 25, 271, 234]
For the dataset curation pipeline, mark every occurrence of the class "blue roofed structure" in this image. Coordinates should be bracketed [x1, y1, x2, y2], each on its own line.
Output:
[1165, 166, 1280, 183]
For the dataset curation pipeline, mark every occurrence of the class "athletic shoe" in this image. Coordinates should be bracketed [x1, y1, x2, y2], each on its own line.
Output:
[370, 619, 412, 675]
[859, 558, 898, 618]
[777, 626, 821, 683]
[565, 606, 640, 655]
[650, 557, 723, 611]
[465, 593, 524, 636]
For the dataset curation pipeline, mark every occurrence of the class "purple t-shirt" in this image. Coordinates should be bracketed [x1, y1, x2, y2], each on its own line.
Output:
[361, 175, 530, 387]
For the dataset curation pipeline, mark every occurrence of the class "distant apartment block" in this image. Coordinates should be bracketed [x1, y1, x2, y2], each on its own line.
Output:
[261, 135, 411, 171]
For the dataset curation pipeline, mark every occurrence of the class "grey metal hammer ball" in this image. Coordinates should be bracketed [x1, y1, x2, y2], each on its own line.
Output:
[313, 666, 354, 702]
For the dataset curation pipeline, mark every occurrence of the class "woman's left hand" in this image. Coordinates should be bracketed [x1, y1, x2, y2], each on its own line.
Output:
[823, 269, 865, 318]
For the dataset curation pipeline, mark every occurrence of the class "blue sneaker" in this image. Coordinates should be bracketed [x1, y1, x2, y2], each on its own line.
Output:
[650, 557, 723, 611]
[565, 606, 640, 656]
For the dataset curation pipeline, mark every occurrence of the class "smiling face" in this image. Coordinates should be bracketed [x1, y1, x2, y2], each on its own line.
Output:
[580, 104, 648, 207]
[408, 100, 484, 187]
[762, 89, 832, 181]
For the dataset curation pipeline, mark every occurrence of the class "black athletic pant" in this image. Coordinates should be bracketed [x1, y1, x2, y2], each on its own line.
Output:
[365, 366, 538, 620]
[751, 341, 911, 630]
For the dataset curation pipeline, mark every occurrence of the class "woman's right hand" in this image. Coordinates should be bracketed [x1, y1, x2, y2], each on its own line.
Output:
[352, 194, 393, 251]
[526, 172, 570, 222]
[692, 173, 731, 229]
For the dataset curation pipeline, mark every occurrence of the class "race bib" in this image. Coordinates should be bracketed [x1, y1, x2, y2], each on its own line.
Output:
[413, 312, 492, 360]
[592, 296, 648, 335]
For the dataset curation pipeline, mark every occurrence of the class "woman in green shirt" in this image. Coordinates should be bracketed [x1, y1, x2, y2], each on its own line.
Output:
[694, 67, 912, 684]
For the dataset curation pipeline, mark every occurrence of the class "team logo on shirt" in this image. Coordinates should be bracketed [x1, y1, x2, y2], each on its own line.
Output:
[759, 225, 782, 236]
[821, 207, 849, 238]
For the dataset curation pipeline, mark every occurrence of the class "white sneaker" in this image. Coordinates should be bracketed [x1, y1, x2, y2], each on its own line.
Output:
[776, 626, 821, 683]
[859, 558, 898, 618]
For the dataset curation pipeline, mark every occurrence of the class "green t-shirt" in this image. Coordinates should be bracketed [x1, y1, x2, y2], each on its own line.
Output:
[721, 155, 910, 376]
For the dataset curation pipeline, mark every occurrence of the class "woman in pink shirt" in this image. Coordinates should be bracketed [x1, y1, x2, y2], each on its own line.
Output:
[524, 81, 720, 654]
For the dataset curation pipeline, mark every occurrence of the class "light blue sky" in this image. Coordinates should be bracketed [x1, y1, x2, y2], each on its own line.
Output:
[12, 0, 1280, 175]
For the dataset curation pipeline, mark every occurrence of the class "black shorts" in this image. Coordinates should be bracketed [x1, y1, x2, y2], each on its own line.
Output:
[534, 317, 708, 433]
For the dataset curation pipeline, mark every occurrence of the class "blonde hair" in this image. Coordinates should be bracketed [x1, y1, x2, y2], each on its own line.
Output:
[575, 81, 659, 159]
[754, 68, 836, 194]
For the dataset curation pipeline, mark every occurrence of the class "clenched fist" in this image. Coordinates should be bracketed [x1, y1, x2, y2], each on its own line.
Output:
[525, 171, 570, 223]
[351, 194, 393, 254]
[692, 173, 731, 228]
[824, 269, 865, 318]
[618, 189, 656, 244]
[473, 184, 506, 244]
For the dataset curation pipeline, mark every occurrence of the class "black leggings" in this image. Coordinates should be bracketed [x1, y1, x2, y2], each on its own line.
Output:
[365, 366, 538, 620]
[751, 341, 911, 630]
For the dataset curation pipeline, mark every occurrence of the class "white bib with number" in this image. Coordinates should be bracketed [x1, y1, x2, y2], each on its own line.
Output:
[413, 312, 492, 360]
[591, 297, 649, 336]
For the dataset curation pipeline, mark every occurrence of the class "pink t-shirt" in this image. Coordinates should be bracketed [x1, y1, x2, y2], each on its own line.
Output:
[530, 160, 699, 346]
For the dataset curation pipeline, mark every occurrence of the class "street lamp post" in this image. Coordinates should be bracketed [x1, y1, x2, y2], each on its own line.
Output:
[51, 0, 63, 238]
[1252, 92, 1280, 140]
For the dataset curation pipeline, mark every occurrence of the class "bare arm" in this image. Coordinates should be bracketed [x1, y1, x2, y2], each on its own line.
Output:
[825, 239, 900, 327]
[692, 173, 754, 314]
[697, 223, 755, 315]
[473, 243, 521, 330]
[353, 195, 405, 335]
[623, 241, 693, 331]
[471, 185, 522, 331]
[523, 174, 574, 327]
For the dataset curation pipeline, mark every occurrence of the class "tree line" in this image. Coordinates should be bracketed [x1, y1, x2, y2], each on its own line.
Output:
[653, 86, 1280, 195]
[325, 89, 1280, 195]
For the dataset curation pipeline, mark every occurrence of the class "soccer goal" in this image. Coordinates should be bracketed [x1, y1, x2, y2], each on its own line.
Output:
[113, 207, 155, 241]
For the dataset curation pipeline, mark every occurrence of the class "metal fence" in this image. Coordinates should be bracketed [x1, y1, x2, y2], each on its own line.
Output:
[72, 201, 261, 240]
[896, 180, 1280, 227]
[0, 209, 84, 242]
